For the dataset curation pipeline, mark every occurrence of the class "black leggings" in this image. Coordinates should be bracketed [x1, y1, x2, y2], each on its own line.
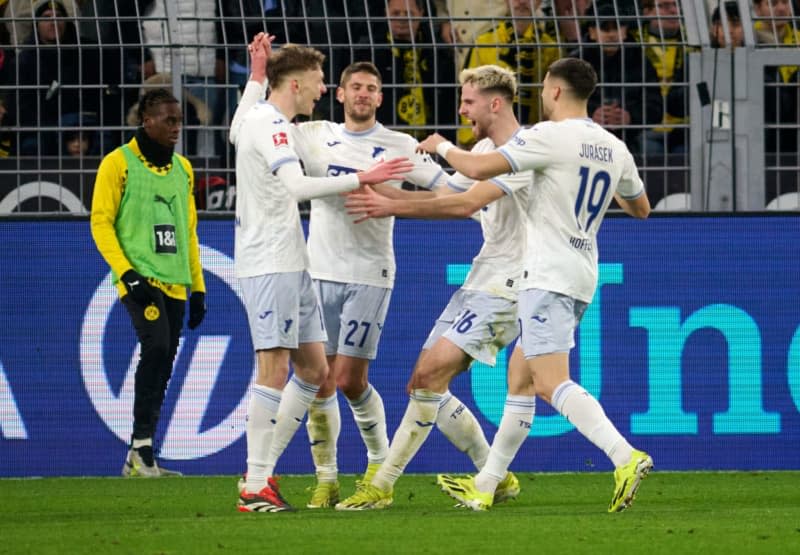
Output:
[123, 292, 185, 442]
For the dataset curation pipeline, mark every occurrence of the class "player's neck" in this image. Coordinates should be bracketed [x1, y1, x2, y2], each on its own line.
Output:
[344, 117, 377, 133]
[487, 114, 521, 146]
[548, 104, 588, 122]
[266, 91, 298, 121]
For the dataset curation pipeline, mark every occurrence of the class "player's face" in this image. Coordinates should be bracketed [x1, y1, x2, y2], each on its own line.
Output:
[338, 72, 383, 124]
[458, 82, 494, 140]
[294, 67, 327, 116]
[143, 101, 182, 148]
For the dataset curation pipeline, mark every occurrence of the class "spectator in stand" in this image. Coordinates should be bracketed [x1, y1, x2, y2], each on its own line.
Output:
[632, 0, 689, 154]
[548, 0, 591, 49]
[15, 0, 112, 156]
[458, 0, 560, 147]
[356, 0, 457, 141]
[433, 0, 509, 71]
[142, 0, 219, 157]
[96, 0, 156, 148]
[572, 0, 661, 154]
[710, 2, 745, 48]
[752, 0, 799, 44]
[752, 0, 799, 155]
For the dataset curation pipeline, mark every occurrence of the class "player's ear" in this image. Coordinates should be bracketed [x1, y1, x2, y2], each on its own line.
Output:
[376, 91, 383, 108]
[336, 86, 345, 104]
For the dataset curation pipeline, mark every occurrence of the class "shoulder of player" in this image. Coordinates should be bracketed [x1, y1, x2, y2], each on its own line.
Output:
[175, 152, 193, 172]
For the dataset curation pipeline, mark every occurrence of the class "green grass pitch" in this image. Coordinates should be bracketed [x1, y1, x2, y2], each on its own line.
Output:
[2, 471, 799, 554]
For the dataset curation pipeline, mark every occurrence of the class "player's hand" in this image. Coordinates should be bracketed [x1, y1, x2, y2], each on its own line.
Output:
[345, 185, 395, 223]
[417, 133, 448, 154]
[247, 33, 275, 82]
[357, 157, 413, 186]
[187, 291, 206, 330]
[121, 269, 159, 306]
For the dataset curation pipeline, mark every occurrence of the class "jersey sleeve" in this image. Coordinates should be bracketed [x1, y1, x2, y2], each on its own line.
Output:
[256, 119, 300, 174]
[489, 168, 532, 196]
[179, 155, 206, 294]
[615, 148, 646, 200]
[90, 149, 134, 278]
[498, 123, 552, 173]
[405, 149, 447, 190]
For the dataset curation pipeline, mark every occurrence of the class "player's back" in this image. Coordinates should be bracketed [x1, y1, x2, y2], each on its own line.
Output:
[233, 101, 308, 278]
[500, 118, 642, 302]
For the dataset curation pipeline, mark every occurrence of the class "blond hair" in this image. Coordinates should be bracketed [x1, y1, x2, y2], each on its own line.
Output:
[268, 44, 326, 89]
[459, 65, 517, 103]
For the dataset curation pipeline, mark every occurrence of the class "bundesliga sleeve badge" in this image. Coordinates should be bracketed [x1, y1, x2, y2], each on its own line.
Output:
[272, 132, 289, 147]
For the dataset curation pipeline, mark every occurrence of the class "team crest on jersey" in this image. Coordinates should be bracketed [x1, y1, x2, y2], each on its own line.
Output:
[372, 146, 386, 158]
[272, 132, 289, 147]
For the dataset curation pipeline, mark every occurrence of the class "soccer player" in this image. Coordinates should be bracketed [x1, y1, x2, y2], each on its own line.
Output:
[229, 34, 411, 512]
[235, 38, 500, 508]
[90, 88, 206, 477]
[293, 62, 450, 508]
[334, 64, 533, 511]
[419, 57, 653, 512]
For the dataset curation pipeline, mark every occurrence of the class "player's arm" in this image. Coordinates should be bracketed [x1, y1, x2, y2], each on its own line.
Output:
[275, 158, 413, 202]
[90, 152, 135, 277]
[229, 33, 273, 144]
[614, 191, 651, 219]
[418, 132, 511, 181]
[371, 183, 438, 200]
[614, 151, 651, 219]
[181, 159, 206, 293]
[346, 180, 503, 220]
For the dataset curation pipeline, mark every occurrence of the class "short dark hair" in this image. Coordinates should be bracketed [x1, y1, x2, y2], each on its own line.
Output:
[267, 44, 326, 89]
[137, 88, 179, 123]
[340, 61, 383, 88]
[712, 2, 740, 24]
[547, 58, 597, 100]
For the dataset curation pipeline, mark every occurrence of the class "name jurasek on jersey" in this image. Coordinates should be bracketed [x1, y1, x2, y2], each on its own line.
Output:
[579, 143, 613, 163]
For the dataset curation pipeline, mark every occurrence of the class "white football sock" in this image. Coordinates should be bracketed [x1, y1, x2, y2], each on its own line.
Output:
[347, 384, 389, 464]
[264, 374, 320, 477]
[245, 384, 281, 493]
[371, 389, 442, 492]
[131, 437, 152, 449]
[552, 380, 632, 468]
[436, 390, 490, 470]
[306, 393, 340, 483]
[475, 395, 535, 494]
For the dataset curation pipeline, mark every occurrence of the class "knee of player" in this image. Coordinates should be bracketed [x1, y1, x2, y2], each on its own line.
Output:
[337, 374, 368, 399]
[411, 364, 450, 390]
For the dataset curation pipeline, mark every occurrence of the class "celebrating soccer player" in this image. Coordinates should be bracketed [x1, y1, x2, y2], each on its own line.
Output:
[419, 57, 653, 513]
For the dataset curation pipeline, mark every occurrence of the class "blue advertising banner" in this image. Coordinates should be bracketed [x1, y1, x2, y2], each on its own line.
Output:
[1, 216, 798, 477]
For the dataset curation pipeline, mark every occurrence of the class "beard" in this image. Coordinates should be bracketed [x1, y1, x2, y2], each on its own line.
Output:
[346, 103, 376, 123]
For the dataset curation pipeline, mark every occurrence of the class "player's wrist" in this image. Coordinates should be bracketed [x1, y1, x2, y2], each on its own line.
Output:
[436, 141, 455, 159]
